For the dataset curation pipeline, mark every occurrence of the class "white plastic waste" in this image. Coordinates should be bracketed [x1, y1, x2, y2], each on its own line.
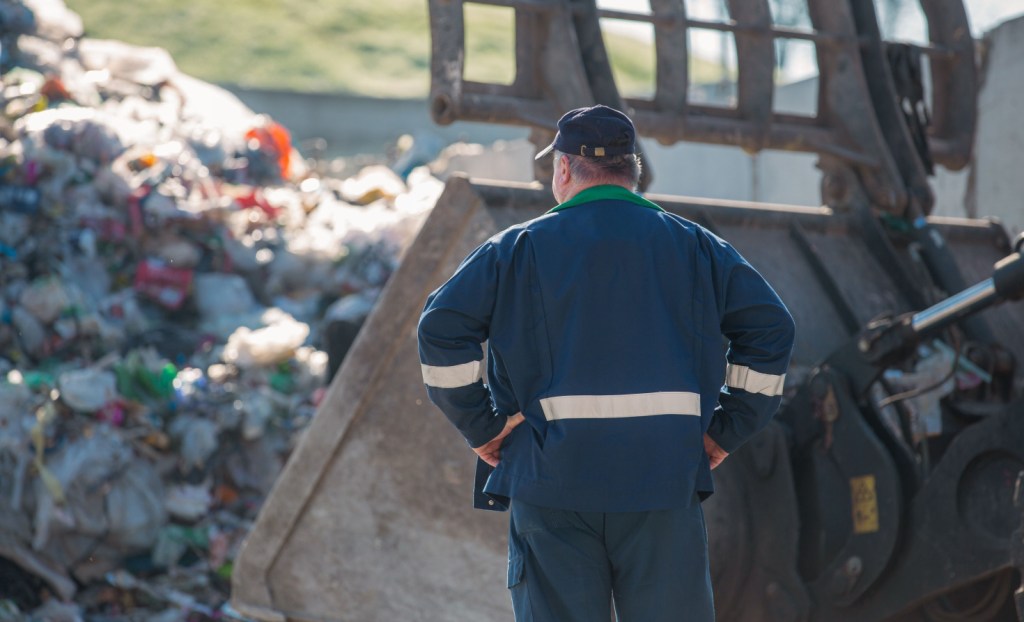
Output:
[19, 279, 70, 324]
[194, 273, 256, 321]
[222, 308, 310, 368]
[339, 164, 407, 204]
[163, 483, 213, 523]
[58, 368, 117, 413]
[882, 342, 957, 443]
[169, 414, 221, 471]
[31, 426, 165, 558]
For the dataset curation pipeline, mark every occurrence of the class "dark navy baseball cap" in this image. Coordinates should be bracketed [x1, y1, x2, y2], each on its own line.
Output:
[535, 104, 637, 160]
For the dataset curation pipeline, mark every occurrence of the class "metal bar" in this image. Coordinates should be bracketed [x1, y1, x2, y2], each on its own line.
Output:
[630, 108, 879, 165]
[807, 0, 908, 213]
[649, 0, 688, 126]
[430, 92, 557, 128]
[911, 279, 996, 336]
[849, 0, 935, 215]
[462, 0, 856, 47]
[428, 0, 467, 126]
[919, 0, 977, 170]
[789, 222, 863, 334]
[883, 39, 957, 59]
[854, 207, 930, 310]
[726, 0, 775, 153]
[459, 0, 561, 12]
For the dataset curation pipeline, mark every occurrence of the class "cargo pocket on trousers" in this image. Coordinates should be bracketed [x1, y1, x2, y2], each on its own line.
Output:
[507, 518, 531, 620]
[507, 551, 524, 588]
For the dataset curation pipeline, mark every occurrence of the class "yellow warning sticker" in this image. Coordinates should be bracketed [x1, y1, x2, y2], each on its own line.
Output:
[850, 475, 879, 534]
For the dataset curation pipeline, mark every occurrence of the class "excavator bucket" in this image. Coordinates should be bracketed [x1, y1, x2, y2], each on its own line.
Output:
[231, 177, 1020, 622]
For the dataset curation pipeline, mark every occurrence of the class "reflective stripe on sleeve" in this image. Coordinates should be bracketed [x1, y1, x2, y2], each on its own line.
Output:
[540, 391, 700, 422]
[421, 360, 483, 389]
[725, 364, 785, 396]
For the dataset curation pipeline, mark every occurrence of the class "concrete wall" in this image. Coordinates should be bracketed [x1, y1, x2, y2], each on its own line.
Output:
[968, 16, 1024, 237]
[224, 86, 528, 158]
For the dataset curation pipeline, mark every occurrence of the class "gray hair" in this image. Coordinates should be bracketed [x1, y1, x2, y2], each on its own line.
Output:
[555, 150, 642, 191]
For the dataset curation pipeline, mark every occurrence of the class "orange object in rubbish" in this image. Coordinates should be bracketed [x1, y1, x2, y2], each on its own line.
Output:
[245, 116, 292, 180]
[40, 76, 73, 102]
[215, 484, 240, 506]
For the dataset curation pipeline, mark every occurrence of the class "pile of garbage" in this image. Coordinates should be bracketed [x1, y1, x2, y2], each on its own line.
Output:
[0, 1, 443, 620]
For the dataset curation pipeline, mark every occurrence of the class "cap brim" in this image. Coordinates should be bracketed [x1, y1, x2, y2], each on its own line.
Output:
[534, 143, 555, 160]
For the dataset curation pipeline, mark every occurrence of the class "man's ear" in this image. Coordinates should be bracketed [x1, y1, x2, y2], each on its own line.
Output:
[557, 154, 571, 185]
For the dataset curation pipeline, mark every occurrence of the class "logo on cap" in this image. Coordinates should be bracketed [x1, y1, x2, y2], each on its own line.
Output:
[535, 105, 637, 160]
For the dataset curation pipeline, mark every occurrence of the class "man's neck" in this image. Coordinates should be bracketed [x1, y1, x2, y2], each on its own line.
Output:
[561, 181, 631, 203]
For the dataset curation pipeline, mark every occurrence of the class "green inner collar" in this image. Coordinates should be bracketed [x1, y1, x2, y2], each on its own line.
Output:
[548, 184, 664, 213]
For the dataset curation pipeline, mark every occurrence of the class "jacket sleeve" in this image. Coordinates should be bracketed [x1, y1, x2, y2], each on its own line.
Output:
[417, 243, 505, 448]
[704, 237, 796, 453]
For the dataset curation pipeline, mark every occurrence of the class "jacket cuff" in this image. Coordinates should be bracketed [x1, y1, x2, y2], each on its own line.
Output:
[705, 408, 746, 454]
[463, 411, 508, 449]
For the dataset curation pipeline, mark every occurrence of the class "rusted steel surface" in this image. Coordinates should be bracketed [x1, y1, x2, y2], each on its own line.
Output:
[428, 0, 976, 215]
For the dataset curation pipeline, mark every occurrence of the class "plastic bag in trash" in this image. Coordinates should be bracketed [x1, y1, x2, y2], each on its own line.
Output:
[75, 39, 178, 87]
[26, 599, 82, 622]
[222, 308, 310, 369]
[168, 414, 220, 472]
[882, 342, 957, 443]
[151, 236, 202, 270]
[237, 387, 276, 441]
[19, 278, 70, 324]
[31, 426, 165, 558]
[0, 381, 33, 462]
[10, 306, 47, 358]
[22, 0, 83, 41]
[104, 465, 167, 552]
[23, 110, 126, 164]
[57, 368, 117, 413]
[225, 436, 282, 496]
[163, 483, 212, 522]
[339, 164, 406, 205]
[133, 258, 194, 311]
[194, 273, 256, 321]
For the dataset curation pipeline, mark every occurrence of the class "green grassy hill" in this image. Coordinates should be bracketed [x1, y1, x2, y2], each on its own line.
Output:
[64, 0, 728, 98]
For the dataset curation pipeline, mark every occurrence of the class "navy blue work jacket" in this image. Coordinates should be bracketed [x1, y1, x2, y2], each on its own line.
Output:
[418, 185, 795, 512]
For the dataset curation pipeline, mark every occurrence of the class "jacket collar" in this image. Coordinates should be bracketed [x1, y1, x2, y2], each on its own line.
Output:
[548, 184, 664, 214]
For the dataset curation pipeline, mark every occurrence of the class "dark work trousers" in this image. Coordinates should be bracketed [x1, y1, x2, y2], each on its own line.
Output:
[507, 495, 714, 622]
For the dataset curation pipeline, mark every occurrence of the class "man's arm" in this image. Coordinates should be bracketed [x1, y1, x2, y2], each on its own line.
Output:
[705, 243, 796, 455]
[417, 243, 508, 449]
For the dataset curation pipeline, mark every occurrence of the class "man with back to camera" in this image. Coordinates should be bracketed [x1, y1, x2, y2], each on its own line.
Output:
[417, 105, 796, 621]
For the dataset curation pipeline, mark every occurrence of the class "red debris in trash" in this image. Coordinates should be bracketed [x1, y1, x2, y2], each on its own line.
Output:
[79, 217, 128, 242]
[41, 75, 73, 102]
[127, 187, 150, 238]
[133, 258, 194, 310]
[232, 186, 280, 219]
[312, 386, 327, 407]
[96, 400, 127, 426]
